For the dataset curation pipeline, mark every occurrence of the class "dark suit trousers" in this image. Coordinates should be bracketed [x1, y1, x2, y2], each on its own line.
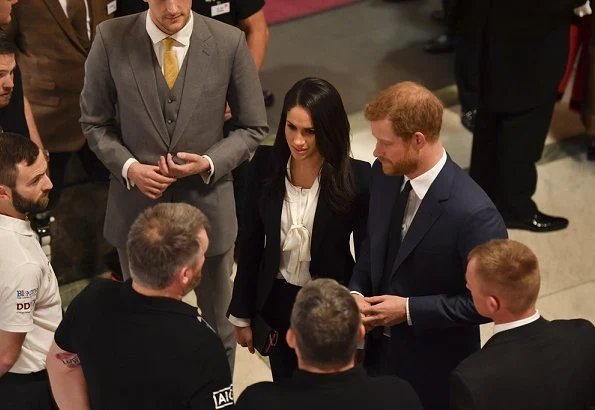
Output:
[454, 34, 480, 111]
[469, 98, 556, 217]
[47, 142, 109, 209]
[261, 279, 300, 381]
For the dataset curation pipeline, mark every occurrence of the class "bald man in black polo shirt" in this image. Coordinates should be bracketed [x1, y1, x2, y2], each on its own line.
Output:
[46, 204, 233, 410]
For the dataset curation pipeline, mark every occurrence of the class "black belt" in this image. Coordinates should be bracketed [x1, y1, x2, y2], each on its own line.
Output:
[0, 370, 49, 385]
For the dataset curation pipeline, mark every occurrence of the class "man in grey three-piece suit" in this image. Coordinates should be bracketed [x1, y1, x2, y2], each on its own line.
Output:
[80, 0, 268, 373]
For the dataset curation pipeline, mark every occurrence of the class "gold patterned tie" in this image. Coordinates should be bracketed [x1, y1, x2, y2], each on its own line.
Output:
[163, 37, 179, 90]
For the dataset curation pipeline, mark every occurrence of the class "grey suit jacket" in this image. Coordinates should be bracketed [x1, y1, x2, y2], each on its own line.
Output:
[80, 12, 268, 255]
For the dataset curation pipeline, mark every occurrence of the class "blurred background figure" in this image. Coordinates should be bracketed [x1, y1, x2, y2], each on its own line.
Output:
[468, 0, 588, 233]
[11, 0, 113, 209]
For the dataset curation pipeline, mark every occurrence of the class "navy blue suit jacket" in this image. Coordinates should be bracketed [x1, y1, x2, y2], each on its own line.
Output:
[349, 156, 507, 406]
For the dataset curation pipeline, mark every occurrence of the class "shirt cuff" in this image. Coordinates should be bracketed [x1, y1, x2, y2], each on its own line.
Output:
[200, 155, 214, 184]
[350, 291, 365, 298]
[122, 158, 139, 190]
[228, 314, 251, 327]
[406, 297, 412, 326]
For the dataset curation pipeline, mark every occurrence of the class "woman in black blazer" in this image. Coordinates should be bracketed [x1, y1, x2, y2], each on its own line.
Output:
[228, 77, 371, 380]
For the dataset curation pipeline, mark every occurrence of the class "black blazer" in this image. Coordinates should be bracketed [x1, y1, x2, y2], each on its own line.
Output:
[235, 367, 423, 410]
[450, 317, 595, 410]
[350, 157, 507, 406]
[456, 0, 584, 112]
[229, 146, 371, 319]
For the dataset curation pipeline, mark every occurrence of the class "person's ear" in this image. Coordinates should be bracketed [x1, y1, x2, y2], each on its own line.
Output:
[357, 324, 365, 342]
[486, 295, 501, 315]
[0, 184, 11, 201]
[413, 132, 427, 149]
[178, 265, 191, 287]
[286, 328, 296, 349]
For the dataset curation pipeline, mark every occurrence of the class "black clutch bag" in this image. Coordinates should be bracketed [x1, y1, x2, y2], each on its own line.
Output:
[251, 315, 279, 356]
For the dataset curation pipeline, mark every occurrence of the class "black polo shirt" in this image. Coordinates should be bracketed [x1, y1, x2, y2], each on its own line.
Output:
[55, 279, 233, 410]
[115, 0, 264, 26]
[235, 367, 423, 410]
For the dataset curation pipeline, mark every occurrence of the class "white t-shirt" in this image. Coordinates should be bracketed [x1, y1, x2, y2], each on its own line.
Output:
[0, 214, 62, 374]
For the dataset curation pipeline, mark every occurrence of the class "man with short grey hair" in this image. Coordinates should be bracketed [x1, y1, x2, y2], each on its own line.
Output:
[236, 279, 422, 410]
[46, 203, 234, 410]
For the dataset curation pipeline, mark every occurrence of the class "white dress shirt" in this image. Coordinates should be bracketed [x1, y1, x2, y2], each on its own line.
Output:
[493, 310, 540, 335]
[229, 160, 322, 328]
[59, 0, 91, 39]
[277, 160, 320, 286]
[122, 11, 214, 188]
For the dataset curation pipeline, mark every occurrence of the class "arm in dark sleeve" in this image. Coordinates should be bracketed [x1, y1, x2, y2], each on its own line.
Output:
[450, 370, 478, 410]
[409, 206, 507, 329]
[349, 161, 375, 296]
[352, 161, 371, 260]
[203, 32, 268, 183]
[188, 335, 233, 409]
[228, 147, 268, 319]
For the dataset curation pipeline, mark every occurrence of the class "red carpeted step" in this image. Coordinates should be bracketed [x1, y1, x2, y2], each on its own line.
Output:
[264, 0, 360, 25]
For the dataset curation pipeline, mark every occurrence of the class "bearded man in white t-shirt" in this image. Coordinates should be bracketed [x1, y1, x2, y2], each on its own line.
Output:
[0, 132, 62, 409]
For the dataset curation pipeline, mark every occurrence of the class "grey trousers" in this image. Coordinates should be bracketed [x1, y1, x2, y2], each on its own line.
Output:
[117, 246, 237, 375]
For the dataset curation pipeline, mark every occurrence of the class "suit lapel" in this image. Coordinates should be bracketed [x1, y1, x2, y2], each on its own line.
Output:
[370, 169, 402, 285]
[263, 187, 284, 271]
[126, 12, 170, 147]
[391, 158, 455, 275]
[170, 13, 213, 150]
[42, 0, 87, 55]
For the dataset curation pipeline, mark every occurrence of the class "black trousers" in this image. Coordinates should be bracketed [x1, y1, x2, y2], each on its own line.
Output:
[365, 331, 451, 410]
[0, 370, 56, 410]
[469, 98, 557, 218]
[454, 34, 481, 111]
[47, 142, 109, 209]
[261, 279, 300, 381]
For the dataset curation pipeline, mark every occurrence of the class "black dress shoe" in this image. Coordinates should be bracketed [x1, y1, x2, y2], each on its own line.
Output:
[430, 9, 446, 24]
[504, 211, 569, 233]
[424, 33, 454, 54]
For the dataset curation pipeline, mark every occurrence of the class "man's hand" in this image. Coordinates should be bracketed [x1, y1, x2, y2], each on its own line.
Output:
[234, 325, 255, 354]
[362, 295, 408, 329]
[127, 162, 176, 200]
[352, 293, 375, 333]
[158, 152, 210, 179]
[352, 293, 371, 314]
[224, 102, 232, 122]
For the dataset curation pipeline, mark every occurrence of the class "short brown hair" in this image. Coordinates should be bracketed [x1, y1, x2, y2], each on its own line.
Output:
[127, 203, 209, 289]
[468, 239, 540, 314]
[0, 132, 41, 188]
[365, 81, 443, 142]
[290, 279, 360, 369]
